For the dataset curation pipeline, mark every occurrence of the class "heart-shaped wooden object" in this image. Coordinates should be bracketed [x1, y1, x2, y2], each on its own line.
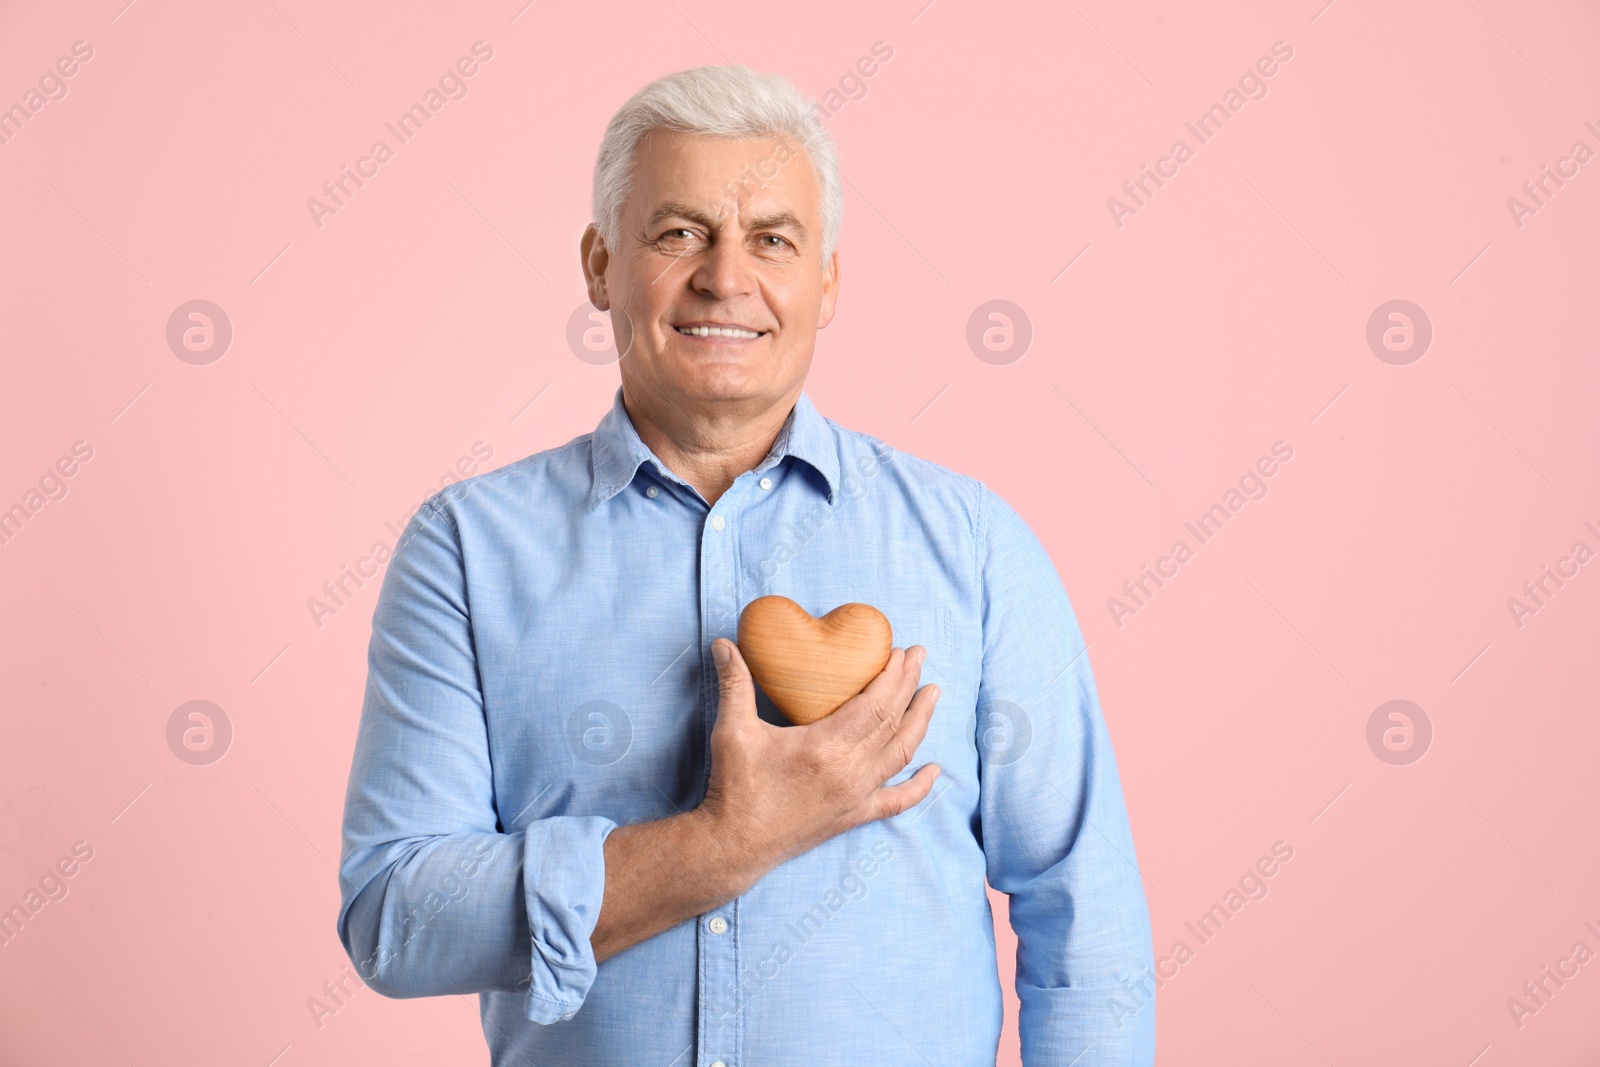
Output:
[736, 596, 892, 726]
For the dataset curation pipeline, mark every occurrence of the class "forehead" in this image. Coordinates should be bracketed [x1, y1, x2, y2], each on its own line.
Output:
[624, 129, 820, 225]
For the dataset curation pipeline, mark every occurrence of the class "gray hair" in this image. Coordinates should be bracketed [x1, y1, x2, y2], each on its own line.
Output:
[591, 65, 842, 262]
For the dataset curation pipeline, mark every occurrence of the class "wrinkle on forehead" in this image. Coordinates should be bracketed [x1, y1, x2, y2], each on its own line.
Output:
[625, 130, 819, 244]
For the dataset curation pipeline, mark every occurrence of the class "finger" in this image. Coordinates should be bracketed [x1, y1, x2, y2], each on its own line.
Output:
[890, 645, 927, 721]
[872, 681, 939, 782]
[830, 645, 924, 744]
[866, 763, 941, 822]
[710, 638, 757, 727]
[820, 645, 903, 740]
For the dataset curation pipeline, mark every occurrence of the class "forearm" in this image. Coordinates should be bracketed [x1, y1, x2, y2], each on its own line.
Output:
[591, 806, 763, 963]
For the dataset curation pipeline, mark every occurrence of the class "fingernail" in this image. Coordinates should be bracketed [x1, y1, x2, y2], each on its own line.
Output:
[713, 642, 730, 666]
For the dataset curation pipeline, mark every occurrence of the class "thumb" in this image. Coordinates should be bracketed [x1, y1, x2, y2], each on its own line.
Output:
[711, 639, 755, 720]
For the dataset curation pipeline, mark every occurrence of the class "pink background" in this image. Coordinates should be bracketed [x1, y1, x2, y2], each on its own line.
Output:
[2, 0, 1597, 1063]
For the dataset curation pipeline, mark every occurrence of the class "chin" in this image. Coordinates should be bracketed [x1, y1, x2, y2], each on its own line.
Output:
[672, 362, 766, 400]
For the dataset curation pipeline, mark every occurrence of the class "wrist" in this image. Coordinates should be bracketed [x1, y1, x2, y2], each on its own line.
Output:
[687, 802, 766, 900]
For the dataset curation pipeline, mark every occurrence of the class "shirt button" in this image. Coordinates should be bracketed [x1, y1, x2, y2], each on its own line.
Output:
[711, 1062, 727, 1067]
[645, 485, 659, 498]
[711, 515, 725, 531]
[708, 916, 728, 935]
[759, 477, 772, 490]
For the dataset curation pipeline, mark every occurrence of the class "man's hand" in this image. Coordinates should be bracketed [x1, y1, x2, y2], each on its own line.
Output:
[697, 638, 942, 891]
[590, 640, 939, 962]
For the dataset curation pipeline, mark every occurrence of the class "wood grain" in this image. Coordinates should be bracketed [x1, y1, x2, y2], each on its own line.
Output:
[736, 595, 892, 725]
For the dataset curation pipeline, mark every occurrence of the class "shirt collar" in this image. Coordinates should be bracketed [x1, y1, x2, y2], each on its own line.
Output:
[589, 384, 840, 510]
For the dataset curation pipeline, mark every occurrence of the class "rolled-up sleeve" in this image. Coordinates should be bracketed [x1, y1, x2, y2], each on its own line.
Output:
[974, 484, 1156, 1064]
[335, 497, 618, 1024]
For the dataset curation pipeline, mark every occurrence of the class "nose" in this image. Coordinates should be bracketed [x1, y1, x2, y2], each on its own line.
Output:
[689, 231, 754, 301]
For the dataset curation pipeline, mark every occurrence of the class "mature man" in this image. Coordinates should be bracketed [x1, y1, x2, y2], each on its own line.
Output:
[337, 65, 1154, 1064]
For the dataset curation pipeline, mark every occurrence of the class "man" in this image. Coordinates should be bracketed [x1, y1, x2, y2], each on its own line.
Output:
[337, 65, 1155, 1065]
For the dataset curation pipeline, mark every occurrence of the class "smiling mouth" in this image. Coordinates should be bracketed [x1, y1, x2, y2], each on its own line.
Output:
[674, 324, 766, 339]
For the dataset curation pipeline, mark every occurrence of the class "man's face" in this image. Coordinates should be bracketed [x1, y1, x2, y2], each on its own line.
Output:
[581, 130, 839, 412]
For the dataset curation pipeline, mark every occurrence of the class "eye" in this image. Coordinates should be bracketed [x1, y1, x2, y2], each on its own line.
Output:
[758, 234, 792, 250]
[657, 227, 701, 245]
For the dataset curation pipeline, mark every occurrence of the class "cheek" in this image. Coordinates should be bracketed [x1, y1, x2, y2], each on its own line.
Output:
[613, 277, 665, 336]
[764, 275, 820, 329]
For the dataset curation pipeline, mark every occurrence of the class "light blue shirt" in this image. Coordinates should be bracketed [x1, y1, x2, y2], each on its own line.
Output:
[337, 384, 1155, 1065]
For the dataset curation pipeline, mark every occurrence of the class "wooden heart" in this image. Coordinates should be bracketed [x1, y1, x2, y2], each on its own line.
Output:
[736, 596, 892, 726]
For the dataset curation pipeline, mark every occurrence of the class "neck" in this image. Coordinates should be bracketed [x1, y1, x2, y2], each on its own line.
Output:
[620, 379, 799, 507]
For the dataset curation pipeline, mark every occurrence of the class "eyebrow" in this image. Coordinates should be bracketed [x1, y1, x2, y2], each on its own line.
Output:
[645, 201, 808, 242]
[746, 210, 807, 238]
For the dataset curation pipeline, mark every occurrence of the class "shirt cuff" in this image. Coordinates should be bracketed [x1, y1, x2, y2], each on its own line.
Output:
[521, 814, 619, 1024]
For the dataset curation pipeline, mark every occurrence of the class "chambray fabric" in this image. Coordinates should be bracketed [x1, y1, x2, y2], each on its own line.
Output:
[336, 384, 1155, 1066]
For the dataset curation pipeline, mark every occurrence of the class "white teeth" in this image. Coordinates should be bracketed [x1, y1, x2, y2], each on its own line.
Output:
[677, 325, 761, 338]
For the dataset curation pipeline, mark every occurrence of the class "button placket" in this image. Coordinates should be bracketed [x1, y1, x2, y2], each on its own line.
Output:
[698, 489, 742, 1067]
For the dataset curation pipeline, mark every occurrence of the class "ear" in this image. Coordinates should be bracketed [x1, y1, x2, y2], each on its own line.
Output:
[816, 249, 841, 329]
[580, 224, 611, 310]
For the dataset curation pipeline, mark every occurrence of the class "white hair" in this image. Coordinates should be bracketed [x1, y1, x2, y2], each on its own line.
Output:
[592, 65, 842, 262]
